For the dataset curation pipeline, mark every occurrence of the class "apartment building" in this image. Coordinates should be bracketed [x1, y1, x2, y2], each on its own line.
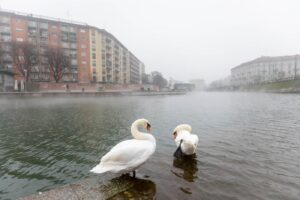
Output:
[89, 27, 143, 84]
[231, 55, 300, 86]
[0, 9, 91, 83]
[0, 9, 144, 85]
[129, 53, 142, 84]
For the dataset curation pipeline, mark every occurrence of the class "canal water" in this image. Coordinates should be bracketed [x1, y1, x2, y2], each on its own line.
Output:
[0, 92, 300, 200]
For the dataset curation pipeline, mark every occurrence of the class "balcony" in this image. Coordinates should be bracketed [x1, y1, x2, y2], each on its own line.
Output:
[40, 40, 48, 46]
[0, 35, 11, 42]
[40, 32, 48, 38]
[61, 42, 69, 49]
[39, 23, 48, 30]
[28, 30, 37, 37]
[28, 21, 37, 27]
[69, 36, 77, 43]
[69, 43, 77, 49]
[71, 59, 78, 66]
[28, 37, 37, 45]
[60, 26, 69, 32]
[69, 27, 76, 33]
[0, 26, 11, 34]
[61, 35, 68, 41]
[0, 17, 10, 24]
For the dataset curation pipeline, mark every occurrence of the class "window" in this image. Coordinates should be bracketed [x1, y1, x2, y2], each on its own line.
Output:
[80, 29, 86, 33]
[52, 25, 57, 29]
[92, 53, 96, 59]
[16, 38, 24, 42]
[51, 33, 58, 37]
[93, 61, 96, 67]
[81, 52, 86, 57]
[16, 28, 23, 32]
[81, 44, 86, 48]
[82, 61, 87, 64]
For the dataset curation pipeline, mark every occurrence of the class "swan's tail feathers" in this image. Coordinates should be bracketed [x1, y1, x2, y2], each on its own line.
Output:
[90, 164, 109, 174]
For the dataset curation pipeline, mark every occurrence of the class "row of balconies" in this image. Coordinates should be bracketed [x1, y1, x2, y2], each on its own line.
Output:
[0, 35, 11, 42]
[28, 21, 78, 33]
[0, 17, 10, 24]
[61, 42, 77, 49]
[0, 25, 11, 33]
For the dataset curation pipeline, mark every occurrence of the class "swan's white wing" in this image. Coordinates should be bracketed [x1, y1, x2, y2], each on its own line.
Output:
[174, 131, 199, 155]
[91, 139, 155, 173]
[175, 130, 191, 146]
[190, 134, 199, 147]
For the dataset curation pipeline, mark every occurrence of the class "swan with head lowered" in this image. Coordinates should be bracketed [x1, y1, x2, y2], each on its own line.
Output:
[172, 124, 198, 157]
[90, 119, 155, 177]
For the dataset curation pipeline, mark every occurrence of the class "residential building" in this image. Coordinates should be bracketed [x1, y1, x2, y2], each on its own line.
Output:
[88, 27, 133, 84]
[0, 68, 14, 92]
[0, 9, 144, 85]
[129, 52, 141, 84]
[231, 55, 300, 86]
[0, 9, 90, 83]
[190, 79, 205, 90]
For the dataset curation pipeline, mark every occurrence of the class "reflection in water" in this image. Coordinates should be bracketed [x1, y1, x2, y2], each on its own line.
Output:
[172, 154, 198, 182]
[107, 175, 156, 200]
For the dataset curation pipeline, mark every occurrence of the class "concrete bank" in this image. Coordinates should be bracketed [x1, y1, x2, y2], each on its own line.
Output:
[20, 176, 156, 200]
[0, 91, 186, 98]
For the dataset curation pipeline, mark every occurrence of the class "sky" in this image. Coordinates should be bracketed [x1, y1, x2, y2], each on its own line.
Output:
[2, 0, 300, 83]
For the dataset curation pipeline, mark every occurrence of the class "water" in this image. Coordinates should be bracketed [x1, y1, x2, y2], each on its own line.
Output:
[0, 92, 300, 200]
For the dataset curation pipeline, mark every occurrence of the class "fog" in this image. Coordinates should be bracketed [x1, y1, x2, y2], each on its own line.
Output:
[2, 0, 300, 83]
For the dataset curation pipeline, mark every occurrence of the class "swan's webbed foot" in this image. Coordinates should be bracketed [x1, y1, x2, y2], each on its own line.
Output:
[132, 170, 136, 178]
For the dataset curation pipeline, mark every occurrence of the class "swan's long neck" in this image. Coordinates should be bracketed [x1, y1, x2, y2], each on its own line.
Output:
[131, 120, 155, 142]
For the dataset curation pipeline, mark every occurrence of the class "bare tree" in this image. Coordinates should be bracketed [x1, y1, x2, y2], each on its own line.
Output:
[11, 41, 38, 82]
[151, 71, 168, 89]
[294, 55, 298, 80]
[46, 47, 71, 83]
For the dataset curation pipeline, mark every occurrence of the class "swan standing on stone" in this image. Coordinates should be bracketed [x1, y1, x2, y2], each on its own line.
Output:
[90, 119, 155, 178]
[172, 124, 198, 157]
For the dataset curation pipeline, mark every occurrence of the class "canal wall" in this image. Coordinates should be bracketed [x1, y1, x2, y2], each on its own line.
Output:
[0, 91, 186, 98]
[20, 176, 156, 200]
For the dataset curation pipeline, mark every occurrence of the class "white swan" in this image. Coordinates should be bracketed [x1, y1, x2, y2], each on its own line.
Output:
[90, 119, 155, 177]
[173, 124, 199, 156]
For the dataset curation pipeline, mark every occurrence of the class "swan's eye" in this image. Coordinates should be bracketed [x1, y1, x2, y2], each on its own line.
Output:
[173, 132, 177, 138]
[146, 123, 151, 132]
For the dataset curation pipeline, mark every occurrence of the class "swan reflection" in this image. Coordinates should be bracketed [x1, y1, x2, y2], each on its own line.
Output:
[172, 154, 198, 182]
[106, 175, 156, 199]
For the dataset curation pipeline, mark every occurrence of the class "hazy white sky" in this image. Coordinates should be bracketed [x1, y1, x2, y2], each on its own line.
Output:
[2, 0, 300, 83]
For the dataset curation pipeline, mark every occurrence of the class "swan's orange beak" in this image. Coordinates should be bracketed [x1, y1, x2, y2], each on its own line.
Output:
[146, 123, 151, 133]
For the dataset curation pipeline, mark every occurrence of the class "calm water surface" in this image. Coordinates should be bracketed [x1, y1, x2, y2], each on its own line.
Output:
[0, 92, 300, 199]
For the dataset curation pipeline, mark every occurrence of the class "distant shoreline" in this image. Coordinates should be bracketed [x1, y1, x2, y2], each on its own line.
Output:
[0, 91, 187, 98]
[209, 79, 300, 94]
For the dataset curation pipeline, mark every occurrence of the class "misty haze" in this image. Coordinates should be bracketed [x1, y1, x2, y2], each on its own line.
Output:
[0, 1, 300, 200]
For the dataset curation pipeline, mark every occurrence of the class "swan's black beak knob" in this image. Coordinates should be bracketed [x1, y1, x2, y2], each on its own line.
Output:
[146, 123, 151, 133]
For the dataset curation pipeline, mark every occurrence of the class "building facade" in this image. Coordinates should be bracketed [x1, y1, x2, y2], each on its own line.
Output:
[231, 55, 300, 86]
[190, 79, 205, 90]
[0, 9, 143, 85]
[88, 27, 135, 84]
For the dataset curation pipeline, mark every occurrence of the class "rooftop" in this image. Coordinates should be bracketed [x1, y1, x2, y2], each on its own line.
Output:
[231, 55, 300, 71]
